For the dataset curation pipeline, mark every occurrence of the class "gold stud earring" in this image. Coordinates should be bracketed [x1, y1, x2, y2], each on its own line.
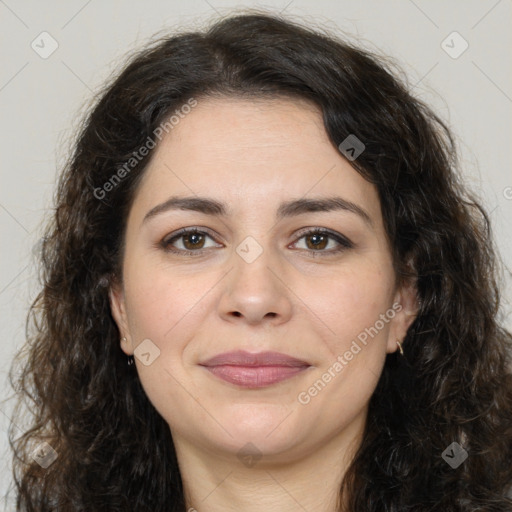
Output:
[396, 339, 404, 356]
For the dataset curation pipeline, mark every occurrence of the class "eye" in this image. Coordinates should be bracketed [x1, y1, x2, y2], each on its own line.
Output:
[290, 228, 353, 257]
[160, 227, 353, 257]
[160, 227, 221, 256]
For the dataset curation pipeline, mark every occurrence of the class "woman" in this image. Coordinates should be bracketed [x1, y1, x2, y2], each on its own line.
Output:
[10, 11, 512, 511]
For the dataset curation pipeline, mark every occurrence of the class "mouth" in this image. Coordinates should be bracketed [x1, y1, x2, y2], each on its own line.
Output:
[199, 350, 311, 388]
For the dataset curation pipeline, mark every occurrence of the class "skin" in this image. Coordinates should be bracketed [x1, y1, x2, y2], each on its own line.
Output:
[110, 96, 418, 512]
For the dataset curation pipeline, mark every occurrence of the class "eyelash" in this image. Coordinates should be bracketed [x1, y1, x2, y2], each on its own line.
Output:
[160, 227, 353, 258]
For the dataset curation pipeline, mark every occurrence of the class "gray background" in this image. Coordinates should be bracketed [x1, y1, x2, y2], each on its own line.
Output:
[1, 0, 511, 507]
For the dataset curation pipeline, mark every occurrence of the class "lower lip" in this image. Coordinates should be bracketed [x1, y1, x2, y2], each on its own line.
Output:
[202, 365, 309, 388]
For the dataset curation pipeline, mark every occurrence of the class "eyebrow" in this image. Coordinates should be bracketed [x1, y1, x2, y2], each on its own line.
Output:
[142, 195, 373, 227]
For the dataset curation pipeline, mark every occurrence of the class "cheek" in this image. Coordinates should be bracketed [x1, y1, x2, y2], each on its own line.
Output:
[121, 265, 209, 419]
[121, 258, 227, 408]
[123, 257, 209, 343]
[302, 260, 394, 348]
[293, 266, 394, 420]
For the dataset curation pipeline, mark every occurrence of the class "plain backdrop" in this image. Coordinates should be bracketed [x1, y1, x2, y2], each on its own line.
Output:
[1, 0, 511, 508]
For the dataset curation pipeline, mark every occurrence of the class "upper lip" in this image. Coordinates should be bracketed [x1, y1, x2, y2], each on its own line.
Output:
[199, 350, 310, 367]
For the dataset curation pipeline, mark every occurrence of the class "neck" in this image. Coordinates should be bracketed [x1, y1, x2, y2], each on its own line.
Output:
[172, 409, 366, 512]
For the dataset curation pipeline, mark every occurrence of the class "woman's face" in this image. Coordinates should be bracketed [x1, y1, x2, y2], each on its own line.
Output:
[110, 96, 417, 463]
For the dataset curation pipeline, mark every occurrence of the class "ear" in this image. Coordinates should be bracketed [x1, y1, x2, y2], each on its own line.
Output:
[386, 276, 420, 354]
[108, 278, 134, 356]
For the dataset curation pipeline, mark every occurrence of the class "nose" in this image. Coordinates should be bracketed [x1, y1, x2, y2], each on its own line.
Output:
[217, 243, 293, 326]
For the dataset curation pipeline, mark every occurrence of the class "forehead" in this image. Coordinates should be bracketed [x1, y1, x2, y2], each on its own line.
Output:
[129, 96, 381, 223]
[156, 96, 330, 165]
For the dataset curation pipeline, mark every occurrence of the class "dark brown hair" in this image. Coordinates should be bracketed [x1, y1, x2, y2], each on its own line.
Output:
[9, 11, 512, 511]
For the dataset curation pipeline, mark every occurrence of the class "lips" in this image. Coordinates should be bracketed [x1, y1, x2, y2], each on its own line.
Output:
[199, 350, 311, 388]
[200, 350, 309, 367]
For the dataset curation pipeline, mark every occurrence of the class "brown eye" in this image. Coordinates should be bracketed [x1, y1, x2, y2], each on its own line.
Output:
[181, 231, 206, 250]
[292, 228, 353, 257]
[304, 232, 329, 250]
[161, 228, 221, 256]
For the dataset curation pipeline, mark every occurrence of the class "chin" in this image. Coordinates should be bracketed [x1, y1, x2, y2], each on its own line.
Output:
[215, 411, 308, 453]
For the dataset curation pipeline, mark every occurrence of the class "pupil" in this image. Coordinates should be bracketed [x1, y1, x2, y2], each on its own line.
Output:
[309, 234, 326, 250]
[186, 232, 202, 248]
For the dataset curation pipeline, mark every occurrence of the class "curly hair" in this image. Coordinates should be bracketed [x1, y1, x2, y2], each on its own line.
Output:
[9, 11, 512, 511]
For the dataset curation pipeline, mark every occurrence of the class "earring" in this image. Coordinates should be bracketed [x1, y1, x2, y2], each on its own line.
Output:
[396, 339, 404, 356]
[121, 337, 134, 366]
